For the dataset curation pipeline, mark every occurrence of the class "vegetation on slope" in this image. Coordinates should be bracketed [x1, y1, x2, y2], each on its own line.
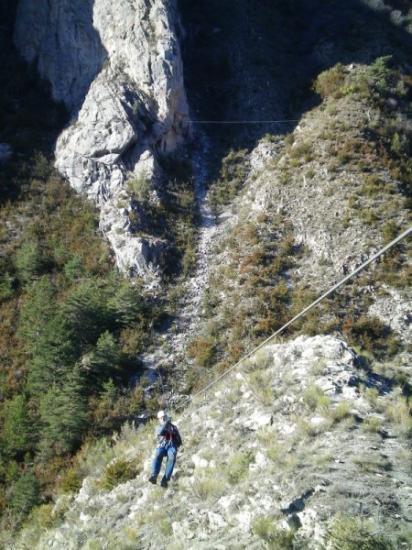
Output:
[13, 336, 412, 548]
[1, 0, 412, 544]
[0, 14, 197, 537]
[187, 57, 411, 395]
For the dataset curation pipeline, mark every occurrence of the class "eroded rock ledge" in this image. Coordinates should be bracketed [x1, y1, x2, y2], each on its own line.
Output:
[15, 0, 189, 278]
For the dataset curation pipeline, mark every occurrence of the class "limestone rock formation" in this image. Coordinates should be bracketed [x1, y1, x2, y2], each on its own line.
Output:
[14, 0, 189, 278]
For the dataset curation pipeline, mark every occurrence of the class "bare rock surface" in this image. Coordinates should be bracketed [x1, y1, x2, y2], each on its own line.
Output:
[14, 0, 189, 277]
[369, 286, 412, 344]
[138, 134, 221, 385]
[15, 335, 411, 548]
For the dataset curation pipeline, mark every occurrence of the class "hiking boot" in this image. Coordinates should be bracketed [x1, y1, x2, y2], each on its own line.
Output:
[148, 476, 157, 485]
[160, 477, 168, 488]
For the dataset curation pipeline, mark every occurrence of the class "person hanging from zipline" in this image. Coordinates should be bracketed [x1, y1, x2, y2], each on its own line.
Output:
[149, 410, 182, 488]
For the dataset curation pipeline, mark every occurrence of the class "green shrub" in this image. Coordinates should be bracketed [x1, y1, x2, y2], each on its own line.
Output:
[252, 516, 294, 549]
[192, 475, 225, 500]
[303, 385, 330, 411]
[187, 336, 217, 368]
[367, 56, 395, 97]
[226, 450, 254, 485]
[23, 503, 59, 530]
[256, 426, 277, 446]
[343, 315, 400, 359]
[99, 458, 140, 491]
[9, 472, 40, 518]
[0, 395, 33, 460]
[330, 401, 352, 423]
[32, 152, 52, 181]
[127, 175, 152, 203]
[137, 509, 173, 537]
[209, 149, 249, 212]
[76, 438, 116, 478]
[360, 175, 389, 197]
[361, 415, 383, 433]
[248, 369, 274, 405]
[58, 467, 83, 494]
[289, 141, 313, 161]
[63, 255, 84, 280]
[327, 514, 395, 549]
[381, 221, 399, 244]
[386, 396, 412, 438]
[361, 387, 380, 407]
[313, 64, 346, 98]
[37, 368, 88, 458]
[266, 443, 281, 463]
[15, 239, 46, 284]
[0, 272, 14, 301]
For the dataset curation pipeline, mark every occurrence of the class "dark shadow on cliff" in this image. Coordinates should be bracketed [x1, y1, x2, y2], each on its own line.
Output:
[13, 0, 108, 115]
[0, 0, 107, 202]
[0, 0, 65, 202]
[179, 0, 412, 169]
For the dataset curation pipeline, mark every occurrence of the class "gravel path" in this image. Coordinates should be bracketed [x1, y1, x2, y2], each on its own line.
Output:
[137, 133, 218, 395]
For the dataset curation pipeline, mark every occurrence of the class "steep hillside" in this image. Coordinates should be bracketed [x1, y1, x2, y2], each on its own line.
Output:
[13, 335, 412, 548]
[0, 2, 190, 534]
[184, 58, 411, 394]
[1, 0, 411, 546]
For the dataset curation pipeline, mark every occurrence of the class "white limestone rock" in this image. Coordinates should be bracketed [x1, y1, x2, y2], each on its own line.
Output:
[14, 0, 189, 278]
[191, 453, 210, 469]
[369, 286, 411, 344]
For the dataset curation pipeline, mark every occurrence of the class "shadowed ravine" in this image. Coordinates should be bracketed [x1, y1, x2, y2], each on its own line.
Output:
[137, 132, 218, 400]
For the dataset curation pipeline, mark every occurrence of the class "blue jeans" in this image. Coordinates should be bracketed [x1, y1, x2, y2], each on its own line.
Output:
[151, 445, 177, 481]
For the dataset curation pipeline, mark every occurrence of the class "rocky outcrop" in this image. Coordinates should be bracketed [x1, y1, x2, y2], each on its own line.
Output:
[224, 64, 410, 291]
[14, 0, 189, 278]
[369, 285, 412, 344]
[15, 335, 412, 548]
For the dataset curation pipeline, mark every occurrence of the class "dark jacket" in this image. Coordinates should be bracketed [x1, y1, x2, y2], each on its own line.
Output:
[155, 420, 182, 449]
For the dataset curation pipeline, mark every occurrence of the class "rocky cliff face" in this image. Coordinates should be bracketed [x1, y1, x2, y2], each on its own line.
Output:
[14, 0, 189, 278]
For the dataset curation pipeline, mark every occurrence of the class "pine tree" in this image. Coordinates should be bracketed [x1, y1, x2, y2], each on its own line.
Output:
[63, 279, 114, 347]
[81, 331, 121, 390]
[0, 395, 33, 460]
[14, 239, 45, 285]
[26, 310, 78, 396]
[108, 281, 146, 327]
[9, 471, 40, 518]
[38, 366, 88, 458]
[17, 276, 56, 349]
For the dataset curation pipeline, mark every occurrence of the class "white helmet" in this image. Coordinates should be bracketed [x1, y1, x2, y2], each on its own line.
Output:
[157, 410, 167, 420]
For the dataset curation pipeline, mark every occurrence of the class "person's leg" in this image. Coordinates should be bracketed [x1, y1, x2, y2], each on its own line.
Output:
[163, 446, 177, 482]
[150, 447, 166, 481]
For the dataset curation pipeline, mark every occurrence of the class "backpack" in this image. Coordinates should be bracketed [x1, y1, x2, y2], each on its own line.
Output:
[170, 424, 182, 448]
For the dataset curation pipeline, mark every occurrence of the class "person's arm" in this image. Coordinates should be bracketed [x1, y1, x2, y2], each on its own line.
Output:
[154, 425, 164, 443]
[158, 420, 171, 437]
[155, 420, 170, 444]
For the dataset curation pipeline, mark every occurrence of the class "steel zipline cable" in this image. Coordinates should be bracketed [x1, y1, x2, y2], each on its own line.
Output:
[189, 225, 412, 402]
[188, 119, 300, 124]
